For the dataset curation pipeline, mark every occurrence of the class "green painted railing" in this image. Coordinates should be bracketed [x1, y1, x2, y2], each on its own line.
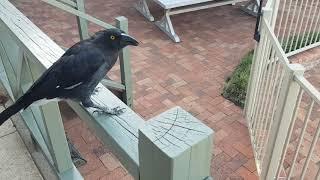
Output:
[0, 0, 214, 180]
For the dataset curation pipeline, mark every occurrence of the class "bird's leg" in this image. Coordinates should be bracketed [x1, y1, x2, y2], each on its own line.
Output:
[81, 98, 125, 115]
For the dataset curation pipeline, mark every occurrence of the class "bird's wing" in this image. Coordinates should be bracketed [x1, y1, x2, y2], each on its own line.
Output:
[27, 42, 105, 95]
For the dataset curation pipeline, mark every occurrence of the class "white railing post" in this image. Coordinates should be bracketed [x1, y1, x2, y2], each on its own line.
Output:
[263, 7, 273, 24]
[244, 7, 272, 119]
[139, 107, 213, 180]
[260, 64, 305, 180]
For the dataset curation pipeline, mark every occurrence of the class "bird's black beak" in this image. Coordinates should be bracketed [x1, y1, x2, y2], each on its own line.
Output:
[121, 33, 139, 46]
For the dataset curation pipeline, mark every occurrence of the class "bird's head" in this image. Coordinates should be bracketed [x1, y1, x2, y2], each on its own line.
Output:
[93, 28, 139, 50]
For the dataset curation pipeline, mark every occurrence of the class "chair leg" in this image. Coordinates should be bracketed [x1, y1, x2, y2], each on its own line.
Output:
[134, 0, 155, 21]
[241, 0, 259, 17]
[155, 10, 181, 43]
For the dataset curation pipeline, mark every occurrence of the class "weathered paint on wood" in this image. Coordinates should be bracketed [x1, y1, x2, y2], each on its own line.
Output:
[116, 17, 133, 108]
[40, 102, 73, 173]
[0, 0, 64, 69]
[67, 83, 144, 179]
[101, 79, 125, 92]
[139, 106, 213, 180]
[21, 106, 55, 165]
[0, 1, 80, 179]
[21, 105, 83, 180]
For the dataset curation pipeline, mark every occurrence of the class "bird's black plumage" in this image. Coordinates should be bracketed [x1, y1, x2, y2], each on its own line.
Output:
[0, 28, 138, 125]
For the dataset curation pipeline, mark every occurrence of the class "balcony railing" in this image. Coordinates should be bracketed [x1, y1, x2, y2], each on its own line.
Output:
[245, 0, 320, 179]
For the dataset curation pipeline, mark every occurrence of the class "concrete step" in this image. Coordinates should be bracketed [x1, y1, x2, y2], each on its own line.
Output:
[0, 118, 43, 180]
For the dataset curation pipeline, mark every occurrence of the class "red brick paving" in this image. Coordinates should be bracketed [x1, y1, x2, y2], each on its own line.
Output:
[11, 0, 260, 179]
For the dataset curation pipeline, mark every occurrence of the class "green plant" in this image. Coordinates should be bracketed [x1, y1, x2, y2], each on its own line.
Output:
[222, 51, 253, 108]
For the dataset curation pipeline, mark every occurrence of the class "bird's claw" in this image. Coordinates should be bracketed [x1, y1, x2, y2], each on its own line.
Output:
[111, 106, 126, 115]
[92, 87, 102, 95]
[93, 106, 125, 115]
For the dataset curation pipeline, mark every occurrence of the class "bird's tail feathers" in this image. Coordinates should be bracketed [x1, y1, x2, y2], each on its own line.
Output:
[0, 93, 34, 126]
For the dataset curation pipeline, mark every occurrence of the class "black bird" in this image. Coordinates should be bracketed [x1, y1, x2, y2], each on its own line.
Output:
[0, 28, 139, 126]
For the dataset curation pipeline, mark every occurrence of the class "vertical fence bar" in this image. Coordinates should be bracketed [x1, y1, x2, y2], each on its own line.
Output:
[299, 0, 316, 49]
[259, 55, 281, 162]
[293, 0, 310, 50]
[261, 64, 305, 180]
[40, 102, 73, 174]
[275, 88, 303, 178]
[275, 0, 287, 39]
[252, 35, 271, 139]
[269, 0, 280, 30]
[287, 100, 314, 178]
[303, 0, 320, 47]
[75, 0, 89, 40]
[253, 42, 273, 147]
[313, 13, 320, 43]
[256, 48, 276, 158]
[244, 46, 257, 116]
[244, 8, 271, 122]
[261, 63, 284, 164]
[252, 9, 272, 140]
[282, 0, 298, 48]
[245, 28, 265, 120]
[309, 4, 320, 45]
[300, 105, 320, 179]
[116, 16, 133, 108]
[287, 0, 304, 52]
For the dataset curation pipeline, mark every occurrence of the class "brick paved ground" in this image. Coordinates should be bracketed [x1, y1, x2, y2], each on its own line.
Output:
[11, 0, 259, 179]
[278, 63, 320, 179]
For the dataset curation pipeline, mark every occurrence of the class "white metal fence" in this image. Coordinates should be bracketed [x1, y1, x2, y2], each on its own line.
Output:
[245, 0, 320, 179]
[271, 0, 320, 56]
[0, 1, 213, 180]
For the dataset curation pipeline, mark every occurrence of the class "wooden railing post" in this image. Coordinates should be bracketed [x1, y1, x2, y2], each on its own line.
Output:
[261, 64, 305, 180]
[40, 102, 73, 174]
[115, 16, 133, 108]
[75, 0, 89, 40]
[139, 107, 214, 180]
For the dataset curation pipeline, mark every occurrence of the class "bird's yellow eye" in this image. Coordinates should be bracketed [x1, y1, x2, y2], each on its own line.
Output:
[110, 35, 116, 40]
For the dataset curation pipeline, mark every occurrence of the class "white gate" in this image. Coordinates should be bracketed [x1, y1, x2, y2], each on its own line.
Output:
[245, 0, 320, 179]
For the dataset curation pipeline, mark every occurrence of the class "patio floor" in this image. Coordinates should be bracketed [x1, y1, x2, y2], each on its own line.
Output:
[11, 0, 259, 179]
[0, 119, 43, 180]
